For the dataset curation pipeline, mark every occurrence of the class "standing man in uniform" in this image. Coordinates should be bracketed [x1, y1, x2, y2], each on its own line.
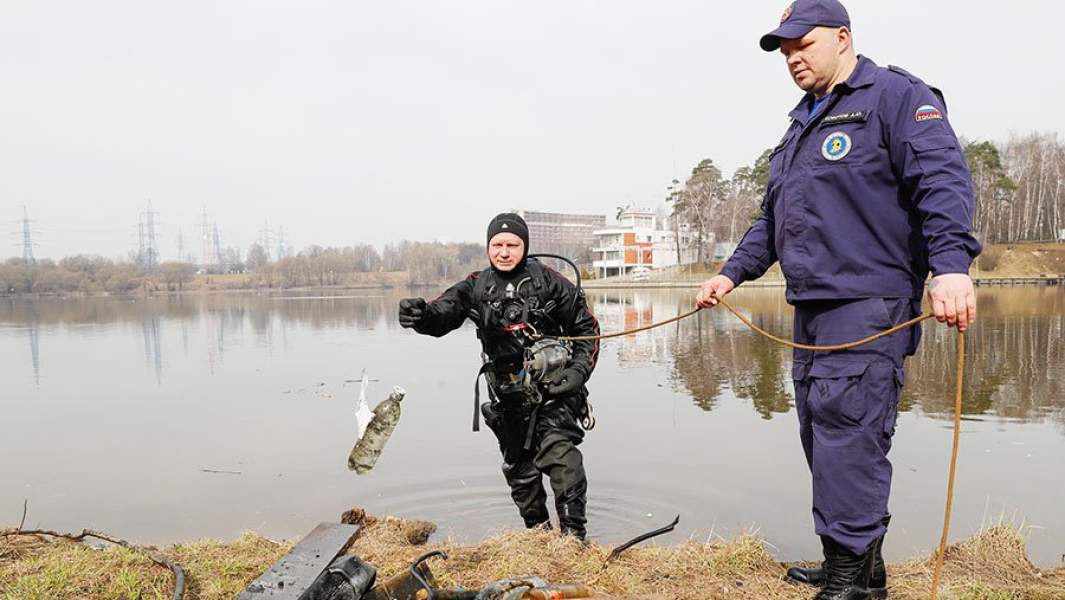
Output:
[398, 213, 600, 540]
[697, 1, 980, 598]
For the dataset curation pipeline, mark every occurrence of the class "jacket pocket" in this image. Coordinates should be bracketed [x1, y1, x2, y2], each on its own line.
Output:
[906, 134, 962, 183]
[809, 358, 871, 426]
[810, 122, 875, 169]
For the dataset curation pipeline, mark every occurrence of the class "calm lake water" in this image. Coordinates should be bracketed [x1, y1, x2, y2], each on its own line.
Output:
[2, 287, 1063, 567]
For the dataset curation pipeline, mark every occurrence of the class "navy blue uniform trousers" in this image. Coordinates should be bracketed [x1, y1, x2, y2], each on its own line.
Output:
[791, 298, 920, 556]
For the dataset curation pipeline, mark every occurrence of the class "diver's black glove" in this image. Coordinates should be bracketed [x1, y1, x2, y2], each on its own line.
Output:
[547, 367, 585, 396]
[398, 298, 427, 329]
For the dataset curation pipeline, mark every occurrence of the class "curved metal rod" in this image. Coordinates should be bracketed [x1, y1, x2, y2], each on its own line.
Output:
[410, 550, 449, 600]
[606, 515, 680, 562]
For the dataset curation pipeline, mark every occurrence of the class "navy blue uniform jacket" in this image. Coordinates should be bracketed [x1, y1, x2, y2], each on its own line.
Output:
[721, 56, 981, 302]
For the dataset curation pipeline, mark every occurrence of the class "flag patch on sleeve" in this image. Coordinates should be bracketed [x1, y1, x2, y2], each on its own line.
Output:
[915, 105, 943, 122]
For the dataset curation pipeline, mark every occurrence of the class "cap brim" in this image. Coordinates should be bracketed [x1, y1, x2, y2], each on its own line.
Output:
[759, 22, 815, 51]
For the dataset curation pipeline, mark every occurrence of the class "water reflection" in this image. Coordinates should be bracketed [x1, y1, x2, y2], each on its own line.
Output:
[588, 288, 1065, 428]
[0, 292, 390, 332]
[591, 293, 674, 368]
[907, 289, 1065, 424]
[28, 304, 40, 386]
[592, 291, 795, 417]
[2, 288, 1063, 428]
[142, 314, 163, 384]
[0, 293, 393, 380]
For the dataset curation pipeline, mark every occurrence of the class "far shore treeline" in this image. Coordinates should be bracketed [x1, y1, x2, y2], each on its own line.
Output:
[3, 132, 1064, 295]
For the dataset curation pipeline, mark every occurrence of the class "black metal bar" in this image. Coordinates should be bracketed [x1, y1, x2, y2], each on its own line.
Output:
[606, 515, 680, 562]
[410, 550, 448, 600]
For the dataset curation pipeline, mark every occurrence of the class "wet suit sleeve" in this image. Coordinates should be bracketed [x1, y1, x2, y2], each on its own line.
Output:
[720, 193, 778, 285]
[548, 269, 600, 381]
[886, 80, 982, 275]
[412, 273, 477, 337]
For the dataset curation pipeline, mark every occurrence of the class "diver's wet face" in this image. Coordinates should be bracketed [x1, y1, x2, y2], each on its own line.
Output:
[488, 232, 525, 272]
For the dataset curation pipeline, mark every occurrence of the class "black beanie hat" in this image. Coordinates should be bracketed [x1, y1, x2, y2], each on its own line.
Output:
[486, 212, 530, 253]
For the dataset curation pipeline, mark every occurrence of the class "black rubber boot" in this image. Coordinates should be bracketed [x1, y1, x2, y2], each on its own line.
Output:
[555, 481, 588, 541]
[788, 517, 889, 598]
[788, 550, 886, 598]
[535, 433, 588, 542]
[788, 559, 885, 599]
[501, 461, 550, 528]
[808, 536, 877, 600]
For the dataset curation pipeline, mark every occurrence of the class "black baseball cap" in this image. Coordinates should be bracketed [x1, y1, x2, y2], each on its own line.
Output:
[760, 0, 851, 52]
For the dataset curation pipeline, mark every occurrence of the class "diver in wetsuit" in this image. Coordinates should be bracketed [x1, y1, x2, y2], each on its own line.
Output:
[398, 213, 600, 540]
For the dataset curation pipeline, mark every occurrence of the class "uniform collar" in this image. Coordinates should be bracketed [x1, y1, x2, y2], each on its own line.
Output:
[788, 55, 877, 123]
[835, 55, 877, 91]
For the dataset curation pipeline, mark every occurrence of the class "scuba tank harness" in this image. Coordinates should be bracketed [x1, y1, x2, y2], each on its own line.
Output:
[472, 254, 582, 446]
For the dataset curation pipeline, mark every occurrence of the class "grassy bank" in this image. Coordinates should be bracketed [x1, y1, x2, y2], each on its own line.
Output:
[2, 514, 1063, 599]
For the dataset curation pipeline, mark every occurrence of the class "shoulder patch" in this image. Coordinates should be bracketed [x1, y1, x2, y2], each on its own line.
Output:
[914, 104, 943, 122]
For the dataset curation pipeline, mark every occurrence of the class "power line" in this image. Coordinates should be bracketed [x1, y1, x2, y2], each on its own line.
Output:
[137, 201, 160, 268]
[20, 205, 38, 263]
[146, 201, 159, 267]
[259, 221, 275, 261]
[200, 206, 212, 269]
[212, 223, 223, 271]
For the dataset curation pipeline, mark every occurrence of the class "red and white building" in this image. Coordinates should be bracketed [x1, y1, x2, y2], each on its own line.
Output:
[591, 207, 696, 278]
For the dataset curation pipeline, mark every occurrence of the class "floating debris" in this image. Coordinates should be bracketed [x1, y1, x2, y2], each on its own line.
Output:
[200, 469, 242, 475]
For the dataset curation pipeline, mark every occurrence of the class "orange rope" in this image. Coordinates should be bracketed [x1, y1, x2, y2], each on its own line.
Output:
[558, 306, 703, 341]
[715, 298, 935, 351]
[930, 331, 965, 600]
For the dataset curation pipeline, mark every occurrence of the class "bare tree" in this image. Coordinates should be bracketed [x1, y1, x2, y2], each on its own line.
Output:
[676, 159, 729, 263]
[982, 133, 1065, 242]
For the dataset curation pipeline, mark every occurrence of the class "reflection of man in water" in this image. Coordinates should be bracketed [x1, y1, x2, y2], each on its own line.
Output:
[696, 1, 980, 598]
[398, 213, 600, 540]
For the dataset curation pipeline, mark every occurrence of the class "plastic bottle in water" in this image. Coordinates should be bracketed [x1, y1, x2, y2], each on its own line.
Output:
[347, 387, 405, 474]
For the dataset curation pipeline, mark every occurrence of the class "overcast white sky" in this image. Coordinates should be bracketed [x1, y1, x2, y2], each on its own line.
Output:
[3, 1, 1062, 260]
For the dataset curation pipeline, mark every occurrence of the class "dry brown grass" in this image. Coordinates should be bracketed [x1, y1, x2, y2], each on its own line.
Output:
[0, 532, 289, 600]
[970, 243, 1065, 278]
[2, 516, 1063, 599]
[339, 517, 1065, 600]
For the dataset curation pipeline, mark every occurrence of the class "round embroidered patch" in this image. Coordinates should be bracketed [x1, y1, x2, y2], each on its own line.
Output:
[781, 2, 794, 22]
[821, 131, 852, 161]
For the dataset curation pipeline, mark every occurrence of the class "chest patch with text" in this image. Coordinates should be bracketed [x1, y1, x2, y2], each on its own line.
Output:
[820, 110, 868, 126]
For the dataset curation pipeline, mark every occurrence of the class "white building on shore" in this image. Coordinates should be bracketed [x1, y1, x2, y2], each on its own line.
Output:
[591, 205, 698, 278]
